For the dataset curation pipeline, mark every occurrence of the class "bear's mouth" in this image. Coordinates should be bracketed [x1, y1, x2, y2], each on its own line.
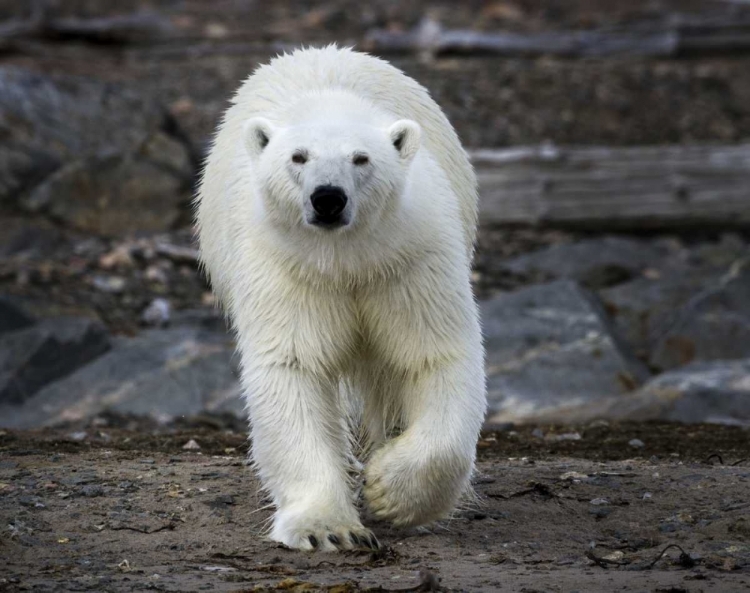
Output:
[308, 213, 350, 230]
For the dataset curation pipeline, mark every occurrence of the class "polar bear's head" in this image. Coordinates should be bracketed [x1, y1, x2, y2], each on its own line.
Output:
[243, 113, 421, 233]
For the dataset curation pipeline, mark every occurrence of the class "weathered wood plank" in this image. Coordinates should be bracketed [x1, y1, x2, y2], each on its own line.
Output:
[365, 17, 750, 58]
[472, 144, 750, 229]
[0, 10, 170, 50]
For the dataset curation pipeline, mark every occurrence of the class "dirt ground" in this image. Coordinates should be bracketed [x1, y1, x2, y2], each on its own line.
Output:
[1, 422, 749, 592]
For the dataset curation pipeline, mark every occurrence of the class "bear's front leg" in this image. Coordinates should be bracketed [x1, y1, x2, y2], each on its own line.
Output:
[363, 355, 486, 527]
[243, 362, 379, 551]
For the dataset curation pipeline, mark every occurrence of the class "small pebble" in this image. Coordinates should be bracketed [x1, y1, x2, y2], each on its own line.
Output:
[199, 565, 236, 572]
[588, 419, 610, 429]
[91, 275, 126, 294]
[145, 265, 169, 285]
[560, 471, 588, 481]
[629, 438, 645, 449]
[546, 432, 581, 442]
[80, 485, 104, 498]
[589, 507, 613, 519]
[141, 298, 171, 327]
[99, 245, 134, 269]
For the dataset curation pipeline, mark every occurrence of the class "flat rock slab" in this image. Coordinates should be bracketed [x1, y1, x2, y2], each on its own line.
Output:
[0, 327, 242, 429]
[1, 423, 749, 592]
[626, 359, 750, 424]
[482, 280, 649, 423]
[0, 317, 110, 406]
[522, 359, 750, 426]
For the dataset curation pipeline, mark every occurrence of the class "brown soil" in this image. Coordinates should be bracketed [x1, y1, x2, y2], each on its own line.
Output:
[1, 422, 749, 592]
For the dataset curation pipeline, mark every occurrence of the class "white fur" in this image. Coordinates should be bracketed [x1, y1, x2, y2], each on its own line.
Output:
[195, 46, 486, 551]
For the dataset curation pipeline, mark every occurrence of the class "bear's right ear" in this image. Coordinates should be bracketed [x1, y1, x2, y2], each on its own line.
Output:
[244, 117, 276, 159]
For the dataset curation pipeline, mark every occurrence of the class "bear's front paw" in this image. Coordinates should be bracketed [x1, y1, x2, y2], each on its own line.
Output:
[271, 504, 379, 552]
[363, 437, 472, 527]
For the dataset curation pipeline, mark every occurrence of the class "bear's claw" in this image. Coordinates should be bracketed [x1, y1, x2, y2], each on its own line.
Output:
[272, 509, 379, 552]
[294, 527, 378, 552]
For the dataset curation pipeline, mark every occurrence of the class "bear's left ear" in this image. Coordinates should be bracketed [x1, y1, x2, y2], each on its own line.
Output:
[387, 119, 421, 163]
[244, 117, 276, 159]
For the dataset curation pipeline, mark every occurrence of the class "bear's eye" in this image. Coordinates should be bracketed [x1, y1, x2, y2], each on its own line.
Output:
[353, 154, 369, 166]
[291, 151, 308, 164]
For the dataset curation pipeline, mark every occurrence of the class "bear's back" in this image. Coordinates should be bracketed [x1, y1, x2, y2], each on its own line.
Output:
[226, 45, 478, 255]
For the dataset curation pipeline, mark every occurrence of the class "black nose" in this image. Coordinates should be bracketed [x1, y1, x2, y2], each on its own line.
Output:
[310, 185, 347, 221]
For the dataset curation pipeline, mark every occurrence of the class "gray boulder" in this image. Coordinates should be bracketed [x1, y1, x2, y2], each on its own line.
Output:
[482, 280, 650, 424]
[602, 258, 750, 370]
[0, 317, 110, 405]
[0, 327, 242, 429]
[21, 150, 188, 235]
[649, 259, 750, 370]
[0, 67, 193, 234]
[0, 297, 34, 336]
[497, 237, 666, 289]
[625, 359, 750, 424]
[525, 359, 750, 426]
[600, 270, 711, 362]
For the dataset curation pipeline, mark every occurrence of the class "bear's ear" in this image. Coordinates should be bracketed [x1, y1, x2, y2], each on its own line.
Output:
[244, 117, 276, 159]
[388, 119, 421, 162]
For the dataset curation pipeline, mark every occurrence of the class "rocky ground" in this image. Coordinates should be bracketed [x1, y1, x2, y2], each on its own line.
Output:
[2, 0, 750, 590]
[2, 422, 750, 592]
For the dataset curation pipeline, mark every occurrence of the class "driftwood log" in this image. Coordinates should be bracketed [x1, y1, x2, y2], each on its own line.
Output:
[366, 16, 750, 58]
[0, 10, 170, 49]
[472, 143, 750, 229]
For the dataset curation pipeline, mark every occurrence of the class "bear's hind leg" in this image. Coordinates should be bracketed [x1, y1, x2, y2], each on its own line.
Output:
[243, 362, 379, 551]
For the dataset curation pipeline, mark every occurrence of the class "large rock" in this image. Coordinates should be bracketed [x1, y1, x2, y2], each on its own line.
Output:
[0, 317, 110, 405]
[602, 258, 750, 370]
[649, 259, 750, 370]
[496, 237, 666, 289]
[0, 327, 242, 429]
[523, 360, 750, 426]
[600, 270, 711, 361]
[0, 67, 193, 234]
[0, 297, 34, 336]
[21, 151, 188, 235]
[624, 360, 750, 424]
[482, 280, 650, 424]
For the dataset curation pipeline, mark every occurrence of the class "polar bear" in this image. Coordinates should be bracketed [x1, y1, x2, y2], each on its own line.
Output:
[195, 46, 486, 552]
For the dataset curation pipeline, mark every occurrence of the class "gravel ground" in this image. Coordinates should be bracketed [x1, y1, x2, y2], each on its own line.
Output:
[1, 422, 749, 592]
